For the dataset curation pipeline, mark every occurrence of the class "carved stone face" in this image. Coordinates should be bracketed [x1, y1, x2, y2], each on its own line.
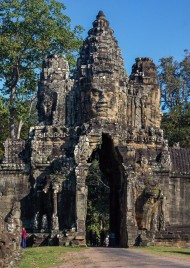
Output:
[82, 86, 116, 120]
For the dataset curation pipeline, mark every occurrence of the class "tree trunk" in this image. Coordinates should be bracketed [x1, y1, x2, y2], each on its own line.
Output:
[10, 86, 16, 139]
[17, 119, 24, 139]
[10, 66, 19, 139]
[16, 96, 37, 139]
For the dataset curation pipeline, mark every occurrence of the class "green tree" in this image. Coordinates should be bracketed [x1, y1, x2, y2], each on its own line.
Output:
[158, 50, 190, 111]
[0, 98, 9, 158]
[86, 159, 110, 243]
[161, 105, 190, 147]
[158, 51, 190, 147]
[0, 0, 83, 139]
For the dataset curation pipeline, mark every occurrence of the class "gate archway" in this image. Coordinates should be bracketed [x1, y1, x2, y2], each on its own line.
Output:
[86, 133, 125, 246]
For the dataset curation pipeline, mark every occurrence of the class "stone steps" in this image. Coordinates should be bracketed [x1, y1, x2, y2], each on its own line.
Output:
[155, 225, 190, 246]
[27, 230, 80, 247]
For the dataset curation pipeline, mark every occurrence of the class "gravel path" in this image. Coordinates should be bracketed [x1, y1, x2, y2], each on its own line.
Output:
[52, 247, 190, 268]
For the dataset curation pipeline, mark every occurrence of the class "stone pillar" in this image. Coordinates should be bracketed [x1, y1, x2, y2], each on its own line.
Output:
[53, 186, 58, 215]
[75, 164, 89, 244]
[126, 174, 138, 246]
[121, 163, 138, 247]
[52, 183, 59, 231]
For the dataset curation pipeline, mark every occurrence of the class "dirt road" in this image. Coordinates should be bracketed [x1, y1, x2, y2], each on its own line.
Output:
[54, 247, 190, 268]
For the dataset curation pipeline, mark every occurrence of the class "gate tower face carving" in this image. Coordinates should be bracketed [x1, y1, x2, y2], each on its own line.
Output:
[0, 11, 190, 253]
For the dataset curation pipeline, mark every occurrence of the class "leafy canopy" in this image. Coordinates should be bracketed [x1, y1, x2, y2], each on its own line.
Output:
[158, 50, 190, 111]
[0, 98, 9, 158]
[158, 50, 190, 147]
[0, 0, 84, 139]
[86, 159, 110, 240]
[0, 0, 83, 73]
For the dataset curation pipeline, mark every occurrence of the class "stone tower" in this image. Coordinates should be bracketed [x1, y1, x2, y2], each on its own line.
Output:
[69, 11, 128, 126]
[37, 54, 73, 125]
[128, 57, 161, 129]
[0, 11, 190, 256]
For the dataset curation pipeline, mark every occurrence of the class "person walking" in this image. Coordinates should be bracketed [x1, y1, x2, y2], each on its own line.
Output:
[100, 229, 106, 246]
[105, 235, 109, 247]
[92, 231, 97, 246]
[22, 227, 27, 248]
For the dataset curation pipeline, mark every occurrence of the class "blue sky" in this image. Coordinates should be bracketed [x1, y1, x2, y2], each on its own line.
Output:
[63, 0, 190, 74]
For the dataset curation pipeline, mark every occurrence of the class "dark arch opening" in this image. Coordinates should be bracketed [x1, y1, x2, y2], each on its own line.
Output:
[86, 133, 124, 246]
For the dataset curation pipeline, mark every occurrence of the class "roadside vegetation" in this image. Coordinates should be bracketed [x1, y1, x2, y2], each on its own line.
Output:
[19, 246, 85, 268]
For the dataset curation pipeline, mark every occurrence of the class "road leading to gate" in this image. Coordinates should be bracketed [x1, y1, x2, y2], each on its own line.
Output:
[53, 247, 190, 268]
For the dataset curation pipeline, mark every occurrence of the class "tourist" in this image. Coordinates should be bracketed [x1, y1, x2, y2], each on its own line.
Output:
[105, 235, 109, 247]
[89, 229, 93, 246]
[21, 227, 27, 248]
[100, 229, 106, 246]
[92, 231, 97, 246]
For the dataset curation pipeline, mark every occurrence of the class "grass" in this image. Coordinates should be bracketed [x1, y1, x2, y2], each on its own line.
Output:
[133, 246, 190, 259]
[19, 245, 190, 267]
[19, 246, 85, 268]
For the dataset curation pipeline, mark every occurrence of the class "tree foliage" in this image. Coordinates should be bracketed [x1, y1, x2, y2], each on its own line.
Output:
[158, 50, 190, 147]
[86, 159, 110, 241]
[0, 0, 83, 138]
[158, 50, 190, 111]
[0, 98, 9, 159]
[161, 105, 190, 147]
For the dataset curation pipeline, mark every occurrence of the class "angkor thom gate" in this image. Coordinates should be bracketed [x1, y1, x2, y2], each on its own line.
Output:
[0, 11, 190, 248]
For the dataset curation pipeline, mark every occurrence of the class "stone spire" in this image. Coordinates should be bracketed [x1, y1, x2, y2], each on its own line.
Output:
[90, 10, 110, 33]
[130, 57, 158, 84]
[72, 11, 128, 126]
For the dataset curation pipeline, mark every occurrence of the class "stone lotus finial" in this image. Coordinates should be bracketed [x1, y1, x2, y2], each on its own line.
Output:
[97, 10, 105, 18]
[92, 10, 109, 29]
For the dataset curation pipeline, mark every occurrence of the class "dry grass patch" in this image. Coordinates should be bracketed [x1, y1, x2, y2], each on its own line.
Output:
[19, 246, 85, 268]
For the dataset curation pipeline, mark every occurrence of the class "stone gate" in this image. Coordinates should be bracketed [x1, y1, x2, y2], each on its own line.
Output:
[0, 11, 190, 254]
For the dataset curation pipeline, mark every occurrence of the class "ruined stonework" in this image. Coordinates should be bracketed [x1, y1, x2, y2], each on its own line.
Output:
[0, 12, 190, 262]
[37, 54, 73, 126]
[0, 139, 28, 267]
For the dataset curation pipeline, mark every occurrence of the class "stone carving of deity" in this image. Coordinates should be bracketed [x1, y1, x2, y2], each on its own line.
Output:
[82, 86, 117, 121]
[51, 214, 59, 231]
[141, 188, 164, 232]
[41, 214, 48, 232]
[33, 212, 40, 230]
